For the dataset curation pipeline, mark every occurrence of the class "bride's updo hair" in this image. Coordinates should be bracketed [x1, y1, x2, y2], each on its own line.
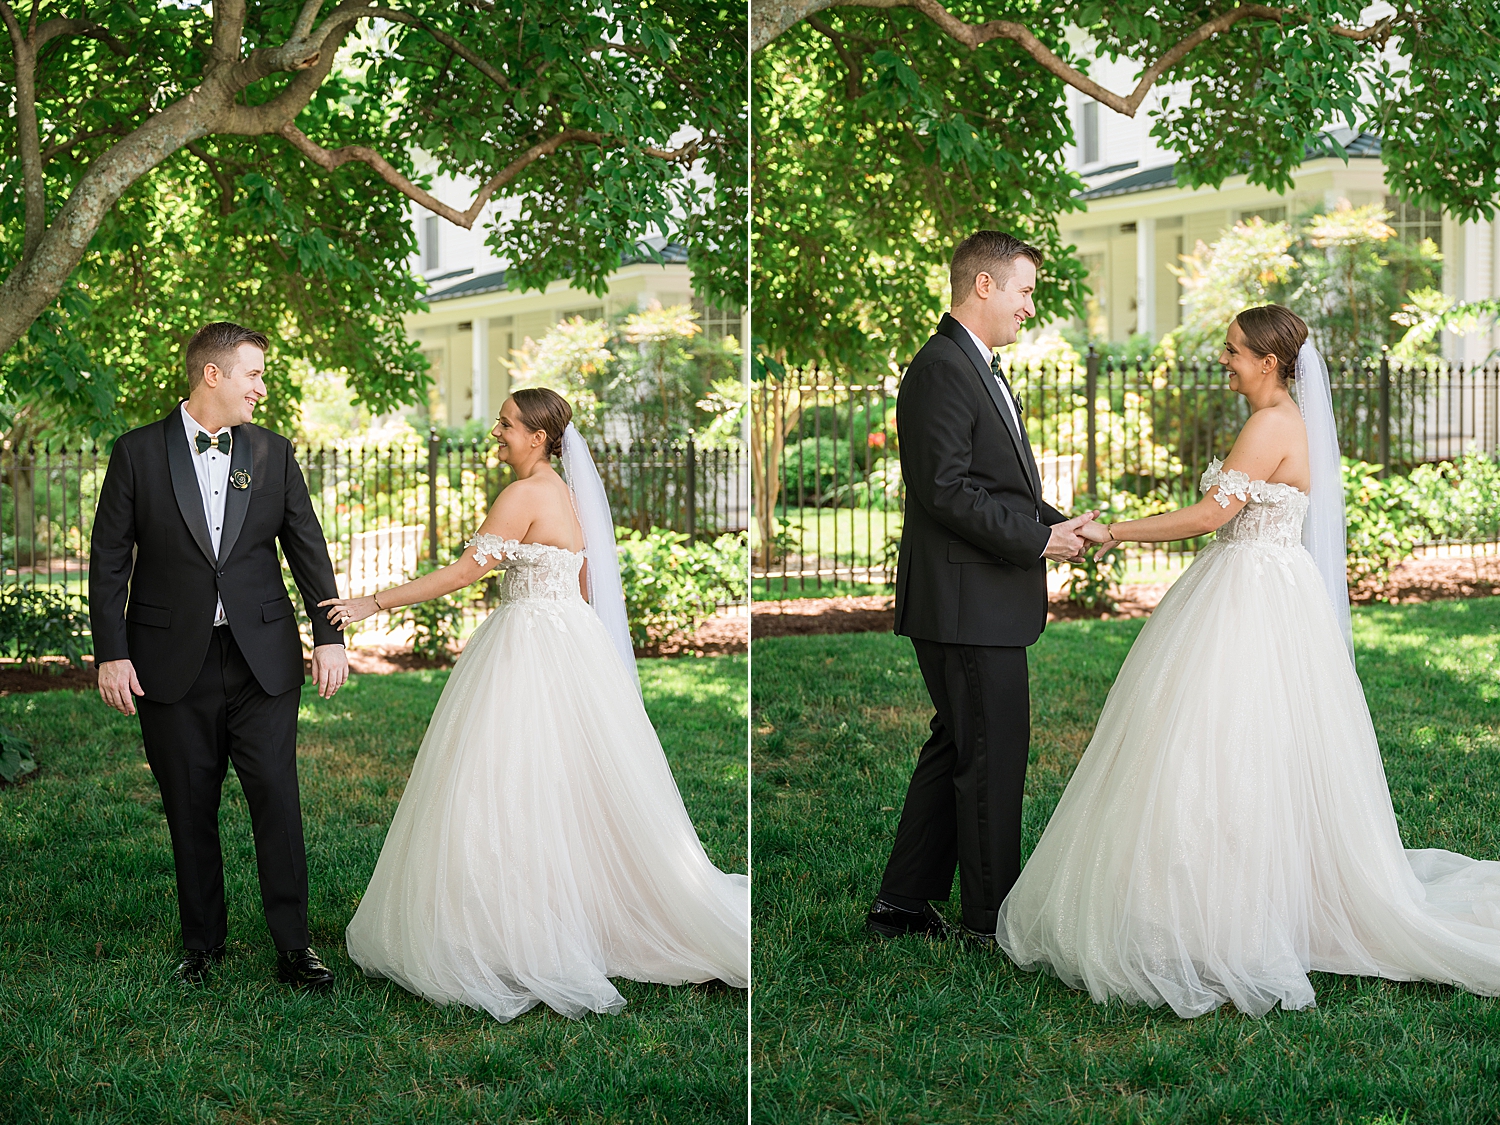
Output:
[509, 387, 573, 457]
[1233, 305, 1308, 384]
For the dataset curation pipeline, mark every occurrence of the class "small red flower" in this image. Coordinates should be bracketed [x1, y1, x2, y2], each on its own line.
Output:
[867, 432, 887, 449]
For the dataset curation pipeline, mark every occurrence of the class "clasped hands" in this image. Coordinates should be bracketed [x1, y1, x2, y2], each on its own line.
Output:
[1043, 510, 1120, 564]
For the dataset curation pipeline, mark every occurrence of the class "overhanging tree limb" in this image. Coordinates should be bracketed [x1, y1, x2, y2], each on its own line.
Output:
[755, 1, 1394, 117]
[278, 123, 701, 227]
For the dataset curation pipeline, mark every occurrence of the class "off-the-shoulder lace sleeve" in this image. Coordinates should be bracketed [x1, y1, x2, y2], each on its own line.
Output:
[1200, 457, 1303, 508]
[466, 533, 521, 566]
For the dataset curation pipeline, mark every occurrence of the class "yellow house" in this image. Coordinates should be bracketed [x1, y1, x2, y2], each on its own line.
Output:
[1055, 64, 1497, 362]
[401, 172, 745, 428]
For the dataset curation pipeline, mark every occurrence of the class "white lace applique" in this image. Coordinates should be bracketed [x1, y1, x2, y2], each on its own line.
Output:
[466, 533, 518, 567]
[1199, 458, 1306, 509]
[463, 533, 584, 607]
[1197, 459, 1311, 550]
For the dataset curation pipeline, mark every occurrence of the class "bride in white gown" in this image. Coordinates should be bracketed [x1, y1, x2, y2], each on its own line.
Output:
[998, 305, 1500, 1018]
[321, 388, 748, 1022]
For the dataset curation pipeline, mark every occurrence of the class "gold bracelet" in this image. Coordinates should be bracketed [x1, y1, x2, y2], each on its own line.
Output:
[373, 590, 385, 611]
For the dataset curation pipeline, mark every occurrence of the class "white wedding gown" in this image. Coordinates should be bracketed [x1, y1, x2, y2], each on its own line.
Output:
[998, 461, 1500, 1018]
[345, 535, 749, 1022]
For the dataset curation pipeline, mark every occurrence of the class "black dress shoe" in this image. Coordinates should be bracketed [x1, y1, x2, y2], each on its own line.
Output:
[277, 946, 336, 990]
[960, 923, 999, 949]
[865, 897, 950, 940]
[176, 944, 225, 985]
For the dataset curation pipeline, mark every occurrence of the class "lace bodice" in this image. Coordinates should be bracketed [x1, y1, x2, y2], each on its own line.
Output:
[1200, 459, 1310, 550]
[466, 534, 584, 604]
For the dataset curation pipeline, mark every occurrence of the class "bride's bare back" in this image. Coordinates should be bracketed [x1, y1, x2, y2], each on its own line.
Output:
[475, 469, 584, 554]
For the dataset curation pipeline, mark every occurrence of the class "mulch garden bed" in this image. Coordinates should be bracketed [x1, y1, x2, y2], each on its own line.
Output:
[752, 553, 1500, 638]
[0, 610, 748, 697]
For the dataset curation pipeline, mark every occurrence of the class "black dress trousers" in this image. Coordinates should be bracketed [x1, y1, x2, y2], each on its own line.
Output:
[879, 639, 1031, 932]
[136, 625, 308, 952]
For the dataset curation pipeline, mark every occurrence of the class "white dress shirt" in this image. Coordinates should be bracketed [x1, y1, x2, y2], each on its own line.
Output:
[959, 321, 1024, 437]
[181, 403, 230, 626]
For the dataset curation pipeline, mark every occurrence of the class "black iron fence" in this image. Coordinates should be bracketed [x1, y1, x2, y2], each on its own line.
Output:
[753, 351, 1500, 595]
[1, 432, 746, 623]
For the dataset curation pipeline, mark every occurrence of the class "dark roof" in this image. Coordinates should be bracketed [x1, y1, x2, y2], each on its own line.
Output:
[426, 269, 507, 302]
[423, 239, 688, 303]
[1076, 130, 1383, 202]
[1078, 163, 1179, 201]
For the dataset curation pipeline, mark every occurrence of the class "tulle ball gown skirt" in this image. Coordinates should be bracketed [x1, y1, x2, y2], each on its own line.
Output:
[998, 536, 1500, 1018]
[345, 589, 749, 1022]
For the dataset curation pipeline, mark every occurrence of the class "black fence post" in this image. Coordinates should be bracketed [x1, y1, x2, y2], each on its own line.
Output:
[426, 429, 440, 562]
[685, 432, 697, 540]
[1085, 345, 1099, 497]
[1378, 348, 1391, 477]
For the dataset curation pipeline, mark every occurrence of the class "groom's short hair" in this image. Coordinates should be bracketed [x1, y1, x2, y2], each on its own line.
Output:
[950, 231, 1043, 302]
[185, 322, 270, 391]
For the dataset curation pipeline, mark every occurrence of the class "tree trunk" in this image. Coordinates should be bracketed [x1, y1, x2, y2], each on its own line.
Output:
[751, 378, 806, 570]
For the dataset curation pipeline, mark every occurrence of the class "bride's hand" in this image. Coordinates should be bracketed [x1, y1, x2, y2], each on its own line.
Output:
[1092, 536, 1122, 562]
[318, 595, 380, 629]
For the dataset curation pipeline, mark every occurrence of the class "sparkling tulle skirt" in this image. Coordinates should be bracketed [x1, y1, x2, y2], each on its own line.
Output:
[345, 594, 749, 1022]
[998, 538, 1500, 1017]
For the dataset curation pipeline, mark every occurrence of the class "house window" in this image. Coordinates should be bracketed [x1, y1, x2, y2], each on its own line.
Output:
[1238, 206, 1287, 225]
[692, 297, 743, 342]
[1385, 196, 1443, 254]
[422, 216, 440, 271]
[1081, 101, 1099, 166]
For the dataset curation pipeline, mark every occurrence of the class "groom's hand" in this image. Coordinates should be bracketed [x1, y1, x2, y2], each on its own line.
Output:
[310, 643, 348, 699]
[1042, 511, 1099, 563]
[97, 659, 145, 716]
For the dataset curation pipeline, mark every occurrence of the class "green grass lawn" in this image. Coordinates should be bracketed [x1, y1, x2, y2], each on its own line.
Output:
[0, 655, 747, 1125]
[751, 601, 1500, 1124]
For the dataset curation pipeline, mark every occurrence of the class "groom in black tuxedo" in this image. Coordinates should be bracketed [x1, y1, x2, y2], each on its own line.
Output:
[90, 321, 348, 987]
[867, 232, 1103, 943]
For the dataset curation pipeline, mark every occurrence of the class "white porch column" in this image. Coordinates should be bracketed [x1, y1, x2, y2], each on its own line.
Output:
[471, 317, 490, 424]
[1135, 217, 1157, 338]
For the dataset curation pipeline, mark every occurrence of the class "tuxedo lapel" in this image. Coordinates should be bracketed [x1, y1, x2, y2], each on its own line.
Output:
[216, 427, 253, 565]
[993, 360, 1044, 499]
[935, 314, 1038, 501]
[165, 409, 218, 568]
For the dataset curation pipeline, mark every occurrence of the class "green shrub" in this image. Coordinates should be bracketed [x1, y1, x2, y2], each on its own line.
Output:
[1343, 460, 1426, 590]
[1404, 451, 1500, 544]
[0, 585, 91, 671]
[399, 560, 467, 660]
[616, 528, 748, 646]
[0, 728, 36, 784]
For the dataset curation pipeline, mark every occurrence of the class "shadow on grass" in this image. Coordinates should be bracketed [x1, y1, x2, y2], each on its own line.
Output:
[751, 602, 1500, 1125]
[0, 655, 747, 1125]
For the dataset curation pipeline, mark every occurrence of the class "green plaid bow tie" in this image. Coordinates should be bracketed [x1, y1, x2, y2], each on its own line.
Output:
[195, 430, 231, 455]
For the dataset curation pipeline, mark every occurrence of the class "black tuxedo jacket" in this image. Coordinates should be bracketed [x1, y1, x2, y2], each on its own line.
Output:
[893, 314, 1068, 647]
[89, 407, 343, 704]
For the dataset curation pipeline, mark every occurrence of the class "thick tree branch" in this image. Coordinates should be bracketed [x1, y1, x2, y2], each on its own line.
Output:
[0, 18, 35, 211]
[277, 123, 700, 228]
[292, 0, 328, 41]
[758, 1, 1393, 118]
[209, 0, 248, 69]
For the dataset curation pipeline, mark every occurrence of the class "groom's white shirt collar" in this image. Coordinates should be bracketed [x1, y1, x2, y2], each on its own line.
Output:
[957, 320, 992, 367]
